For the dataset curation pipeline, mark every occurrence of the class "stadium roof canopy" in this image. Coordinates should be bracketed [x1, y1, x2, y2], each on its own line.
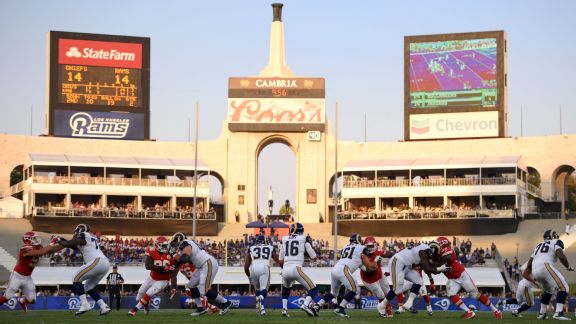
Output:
[343, 156, 526, 172]
[31, 266, 505, 288]
[27, 153, 209, 171]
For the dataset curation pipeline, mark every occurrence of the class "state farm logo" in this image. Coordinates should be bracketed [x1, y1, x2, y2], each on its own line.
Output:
[69, 112, 130, 138]
[58, 38, 143, 69]
[65, 45, 136, 62]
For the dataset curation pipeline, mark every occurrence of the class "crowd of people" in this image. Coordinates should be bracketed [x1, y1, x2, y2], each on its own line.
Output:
[45, 233, 493, 269]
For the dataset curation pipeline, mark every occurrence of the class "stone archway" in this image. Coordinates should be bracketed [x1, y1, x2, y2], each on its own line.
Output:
[552, 165, 576, 215]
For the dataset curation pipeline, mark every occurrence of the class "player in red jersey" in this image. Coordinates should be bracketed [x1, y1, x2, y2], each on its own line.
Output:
[128, 236, 175, 316]
[359, 237, 393, 317]
[434, 236, 502, 320]
[168, 232, 219, 314]
[0, 232, 45, 312]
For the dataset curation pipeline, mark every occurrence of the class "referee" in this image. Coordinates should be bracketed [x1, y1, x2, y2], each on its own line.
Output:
[106, 265, 124, 311]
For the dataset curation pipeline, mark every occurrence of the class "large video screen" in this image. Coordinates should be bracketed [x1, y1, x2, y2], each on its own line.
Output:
[409, 38, 498, 109]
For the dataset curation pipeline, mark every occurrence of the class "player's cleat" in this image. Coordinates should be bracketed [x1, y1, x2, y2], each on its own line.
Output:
[334, 307, 349, 318]
[75, 303, 92, 316]
[99, 306, 112, 316]
[219, 300, 232, 315]
[300, 304, 316, 317]
[461, 310, 476, 319]
[537, 313, 548, 320]
[282, 308, 290, 317]
[408, 306, 418, 314]
[18, 299, 27, 313]
[312, 303, 321, 314]
[395, 306, 405, 314]
[426, 304, 433, 316]
[191, 307, 207, 316]
[128, 308, 138, 316]
[511, 309, 522, 317]
[143, 303, 150, 315]
[553, 312, 572, 320]
[494, 310, 503, 320]
[259, 307, 266, 316]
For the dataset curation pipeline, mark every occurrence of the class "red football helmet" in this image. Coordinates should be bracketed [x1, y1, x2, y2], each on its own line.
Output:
[436, 236, 451, 248]
[155, 236, 170, 253]
[23, 232, 40, 246]
[364, 236, 377, 253]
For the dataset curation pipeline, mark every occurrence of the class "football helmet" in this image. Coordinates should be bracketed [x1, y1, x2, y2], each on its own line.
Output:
[255, 235, 267, 245]
[543, 229, 559, 240]
[155, 236, 170, 253]
[171, 232, 187, 245]
[349, 234, 363, 245]
[436, 236, 451, 248]
[289, 222, 304, 235]
[428, 241, 441, 256]
[364, 236, 377, 253]
[22, 231, 40, 245]
[74, 223, 90, 236]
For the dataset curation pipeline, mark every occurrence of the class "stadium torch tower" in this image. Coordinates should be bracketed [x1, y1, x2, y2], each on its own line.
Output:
[260, 3, 294, 77]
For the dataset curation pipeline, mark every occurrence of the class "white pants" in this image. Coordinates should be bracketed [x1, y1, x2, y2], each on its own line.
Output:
[533, 262, 569, 294]
[362, 276, 390, 299]
[250, 263, 271, 291]
[330, 264, 359, 296]
[73, 257, 110, 291]
[401, 280, 428, 296]
[188, 257, 218, 294]
[516, 279, 534, 306]
[389, 256, 423, 294]
[282, 264, 315, 290]
[4, 272, 36, 303]
[446, 271, 478, 297]
[136, 276, 169, 301]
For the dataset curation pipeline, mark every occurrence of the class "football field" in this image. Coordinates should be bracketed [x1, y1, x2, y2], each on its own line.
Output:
[0, 309, 553, 324]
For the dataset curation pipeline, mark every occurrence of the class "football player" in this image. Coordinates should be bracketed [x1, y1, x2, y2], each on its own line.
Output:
[523, 230, 573, 320]
[26, 224, 111, 316]
[496, 277, 535, 317]
[244, 234, 281, 315]
[175, 238, 233, 316]
[394, 242, 434, 316]
[314, 234, 369, 318]
[169, 232, 219, 314]
[128, 236, 174, 316]
[359, 236, 393, 317]
[0, 232, 43, 312]
[377, 241, 448, 316]
[278, 223, 318, 317]
[434, 236, 502, 319]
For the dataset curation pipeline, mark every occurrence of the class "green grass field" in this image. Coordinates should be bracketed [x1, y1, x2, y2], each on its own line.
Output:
[0, 309, 557, 324]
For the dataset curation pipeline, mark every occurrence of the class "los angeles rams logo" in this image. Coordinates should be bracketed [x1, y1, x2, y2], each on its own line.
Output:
[5, 298, 17, 310]
[68, 297, 95, 310]
[434, 298, 450, 311]
[150, 297, 161, 309]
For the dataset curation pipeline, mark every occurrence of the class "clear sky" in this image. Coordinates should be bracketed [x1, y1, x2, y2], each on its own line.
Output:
[1, 0, 575, 215]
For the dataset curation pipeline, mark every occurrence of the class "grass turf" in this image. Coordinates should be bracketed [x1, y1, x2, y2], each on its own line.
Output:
[0, 309, 557, 324]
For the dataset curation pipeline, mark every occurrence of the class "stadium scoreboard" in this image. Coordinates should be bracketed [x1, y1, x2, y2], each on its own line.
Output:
[404, 31, 507, 141]
[47, 31, 150, 140]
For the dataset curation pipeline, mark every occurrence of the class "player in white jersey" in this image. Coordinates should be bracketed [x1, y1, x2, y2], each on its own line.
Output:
[176, 239, 232, 316]
[524, 229, 574, 320]
[314, 234, 371, 318]
[496, 277, 535, 317]
[244, 235, 281, 315]
[278, 223, 318, 317]
[28, 224, 111, 316]
[377, 242, 449, 316]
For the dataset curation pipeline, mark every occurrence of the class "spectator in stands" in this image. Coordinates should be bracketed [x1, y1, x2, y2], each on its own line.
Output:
[466, 238, 472, 253]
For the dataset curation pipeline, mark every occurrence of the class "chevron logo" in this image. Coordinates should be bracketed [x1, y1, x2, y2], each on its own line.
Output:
[411, 118, 430, 134]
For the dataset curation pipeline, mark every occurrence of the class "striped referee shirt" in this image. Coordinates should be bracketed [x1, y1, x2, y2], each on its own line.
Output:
[106, 272, 124, 286]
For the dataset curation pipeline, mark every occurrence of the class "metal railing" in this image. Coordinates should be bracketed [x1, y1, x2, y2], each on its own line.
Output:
[30, 176, 209, 188]
[33, 207, 216, 220]
[337, 209, 515, 220]
[343, 176, 522, 188]
[527, 183, 542, 197]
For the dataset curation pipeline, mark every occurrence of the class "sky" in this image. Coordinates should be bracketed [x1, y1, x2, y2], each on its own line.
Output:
[1, 0, 575, 215]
